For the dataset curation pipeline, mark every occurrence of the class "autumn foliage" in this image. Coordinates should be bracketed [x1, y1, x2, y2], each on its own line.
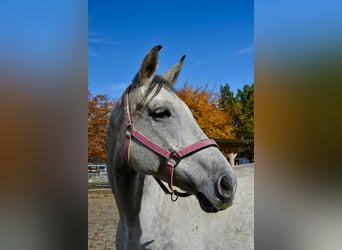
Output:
[88, 91, 114, 163]
[176, 82, 234, 139]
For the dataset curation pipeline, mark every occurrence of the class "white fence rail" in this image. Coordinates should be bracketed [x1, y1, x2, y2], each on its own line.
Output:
[88, 164, 109, 188]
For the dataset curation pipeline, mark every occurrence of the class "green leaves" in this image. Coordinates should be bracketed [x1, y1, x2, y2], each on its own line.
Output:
[220, 83, 254, 139]
[220, 83, 254, 161]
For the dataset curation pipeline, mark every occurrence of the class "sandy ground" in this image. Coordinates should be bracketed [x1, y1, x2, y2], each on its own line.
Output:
[88, 189, 119, 250]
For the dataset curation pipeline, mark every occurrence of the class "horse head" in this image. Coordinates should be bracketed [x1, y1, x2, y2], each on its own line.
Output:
[118, 45, 237, 212]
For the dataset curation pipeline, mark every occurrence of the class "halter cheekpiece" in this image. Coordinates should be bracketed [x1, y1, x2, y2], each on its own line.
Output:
[123, 85, 218, 201]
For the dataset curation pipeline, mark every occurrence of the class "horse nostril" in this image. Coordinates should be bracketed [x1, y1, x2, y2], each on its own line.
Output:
[216, 175, 234, 200]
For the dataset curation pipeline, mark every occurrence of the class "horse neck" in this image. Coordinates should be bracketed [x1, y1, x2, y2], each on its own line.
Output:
[107, 100, 145, 230]
[113, 165, 145, 227]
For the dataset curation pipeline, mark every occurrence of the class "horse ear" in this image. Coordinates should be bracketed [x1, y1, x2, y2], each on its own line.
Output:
[162, 55, 186, 86]
[138, 45, 162, 85]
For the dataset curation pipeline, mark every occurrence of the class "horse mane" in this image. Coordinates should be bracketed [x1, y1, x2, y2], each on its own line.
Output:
[132, 74, 176, 111]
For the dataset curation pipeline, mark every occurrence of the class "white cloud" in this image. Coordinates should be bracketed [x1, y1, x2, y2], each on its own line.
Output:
[233, 46, 254, 55]
[88, 49, 102, 58]
[88, 32, 123, 58]
[88, 38, 119, 45]
[110, 83, 128, 90]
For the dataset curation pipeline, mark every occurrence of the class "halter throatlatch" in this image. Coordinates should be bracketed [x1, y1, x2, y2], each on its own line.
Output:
[123, 85, 218, 201]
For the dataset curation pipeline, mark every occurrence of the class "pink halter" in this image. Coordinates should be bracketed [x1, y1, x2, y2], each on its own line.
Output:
[123, 85, 218, 201]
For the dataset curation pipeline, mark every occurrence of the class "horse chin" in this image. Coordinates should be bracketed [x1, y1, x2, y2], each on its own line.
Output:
[196, 192, 234, 213]
[196, 192, 219, 213]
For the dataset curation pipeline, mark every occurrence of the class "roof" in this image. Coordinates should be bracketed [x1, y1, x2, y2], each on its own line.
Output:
[211, 138, 254, 152]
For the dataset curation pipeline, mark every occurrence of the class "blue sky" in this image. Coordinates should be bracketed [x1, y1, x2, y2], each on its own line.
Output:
[88, 0, 254, 99]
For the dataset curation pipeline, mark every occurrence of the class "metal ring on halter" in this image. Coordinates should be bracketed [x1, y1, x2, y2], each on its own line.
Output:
[171, 191, 179, 202]
[169, 151, 181, 166]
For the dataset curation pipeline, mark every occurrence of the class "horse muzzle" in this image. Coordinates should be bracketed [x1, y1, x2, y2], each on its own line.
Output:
[196, 174, 237, 213]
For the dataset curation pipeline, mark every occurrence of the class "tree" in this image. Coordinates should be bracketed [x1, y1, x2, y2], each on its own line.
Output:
[176, 82, 234, 139]
[88, 91, 114, 163]
[220, 83, 254, 161]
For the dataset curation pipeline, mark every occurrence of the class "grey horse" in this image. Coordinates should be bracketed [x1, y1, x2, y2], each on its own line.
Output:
[107, 46, 250, 249]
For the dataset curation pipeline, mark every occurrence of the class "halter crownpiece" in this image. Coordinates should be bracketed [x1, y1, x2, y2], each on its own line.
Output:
[123, 85, 218, 201]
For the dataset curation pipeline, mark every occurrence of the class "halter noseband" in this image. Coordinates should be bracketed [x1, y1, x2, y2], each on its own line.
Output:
[123, 85, 218, 201]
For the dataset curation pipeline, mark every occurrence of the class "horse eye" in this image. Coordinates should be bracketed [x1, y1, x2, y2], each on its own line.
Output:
[151, 108, 171, 120]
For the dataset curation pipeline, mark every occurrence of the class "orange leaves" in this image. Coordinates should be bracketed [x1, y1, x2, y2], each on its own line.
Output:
[88, 92, 114, 163]
[176, 82, 234, 139]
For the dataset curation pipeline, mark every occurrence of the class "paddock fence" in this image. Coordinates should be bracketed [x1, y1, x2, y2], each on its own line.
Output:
[88, 164, 110, 188]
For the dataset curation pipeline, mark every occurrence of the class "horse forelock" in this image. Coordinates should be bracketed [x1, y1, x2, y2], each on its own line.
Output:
[130, 75, 176, 111]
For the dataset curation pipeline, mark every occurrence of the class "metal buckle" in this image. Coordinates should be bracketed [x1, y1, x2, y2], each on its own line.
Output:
[169, 152, 181, 166]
